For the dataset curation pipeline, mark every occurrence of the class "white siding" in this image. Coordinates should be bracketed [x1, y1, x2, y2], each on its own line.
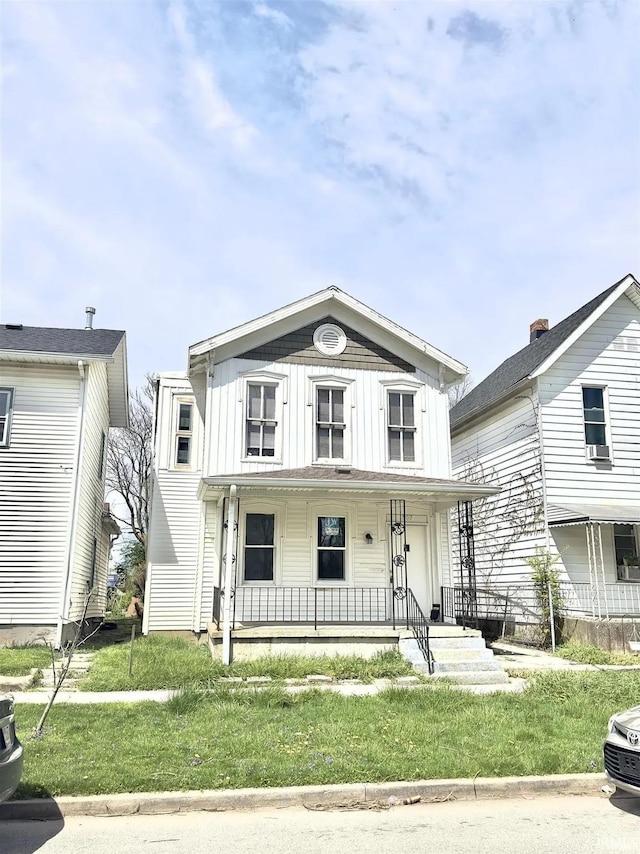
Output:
[68, 362, 110, 621]
[145, 471, 202, 631]
[0, 363, 79, 624]
[540, 292, 640, 506]
[206, 359, 450, 478]
[451, 388, 546, 584]
[145, 374, 206, 632]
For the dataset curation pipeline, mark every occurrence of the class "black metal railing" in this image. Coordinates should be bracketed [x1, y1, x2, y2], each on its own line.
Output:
[440, 580, 640, 625]
[405, 588, 433, 674]
[213, 586, 222, 630]
[228, 586, 398, 630]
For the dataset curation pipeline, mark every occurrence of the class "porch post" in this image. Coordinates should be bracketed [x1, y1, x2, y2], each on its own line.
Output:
[222, 485, 237, 666]
[597, 523, 609, 619]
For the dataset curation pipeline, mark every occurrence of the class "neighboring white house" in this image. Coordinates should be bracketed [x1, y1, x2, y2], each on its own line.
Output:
[450, 273, 640, 618]
[144, 287, 496, 650]
[0, 311, 128, 645]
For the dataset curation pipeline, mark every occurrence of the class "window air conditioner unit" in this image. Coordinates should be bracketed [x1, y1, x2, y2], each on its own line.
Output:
[588, 444, 610, 461]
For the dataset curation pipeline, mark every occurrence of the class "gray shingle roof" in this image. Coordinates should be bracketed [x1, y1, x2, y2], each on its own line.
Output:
[450, 279, 624, 428]
[211, 466, 477, 487]
[0, 325, 125, 357]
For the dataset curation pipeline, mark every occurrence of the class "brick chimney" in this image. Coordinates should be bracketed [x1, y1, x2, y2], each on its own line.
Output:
[530, 318, 549, 343]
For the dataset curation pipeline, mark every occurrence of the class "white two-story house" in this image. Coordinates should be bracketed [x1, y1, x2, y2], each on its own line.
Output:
[144, 288, 495, 656]
[0, 310, 128, 645]
[450, 273, 640, 619]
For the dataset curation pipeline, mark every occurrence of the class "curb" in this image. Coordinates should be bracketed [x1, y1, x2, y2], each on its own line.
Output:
[0, 773, 607, 820]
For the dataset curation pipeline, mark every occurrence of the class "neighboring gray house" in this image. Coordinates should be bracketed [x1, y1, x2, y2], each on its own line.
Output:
[0, 311, 128, 645]
[450, 273, 640, 617]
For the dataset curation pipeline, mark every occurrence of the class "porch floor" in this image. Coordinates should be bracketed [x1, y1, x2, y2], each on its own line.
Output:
[208, 623, 482, 641]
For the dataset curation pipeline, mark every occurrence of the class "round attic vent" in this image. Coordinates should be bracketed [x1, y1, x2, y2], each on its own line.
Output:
[313, 323, 347, 356]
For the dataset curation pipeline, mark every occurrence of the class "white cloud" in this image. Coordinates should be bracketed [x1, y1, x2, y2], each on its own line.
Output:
[168, 2, 256, 149]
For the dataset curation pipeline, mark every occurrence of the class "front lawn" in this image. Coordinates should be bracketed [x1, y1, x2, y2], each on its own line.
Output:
[0, 646, 51, 677]
[14, 670, 640, 798]
[555, 641, 640, 667]
[81, 636, 414, 690]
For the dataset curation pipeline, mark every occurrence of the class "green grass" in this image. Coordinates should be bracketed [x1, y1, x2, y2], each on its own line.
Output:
[0, 646, 52, 677]
[14, 670, 639, 798]
[555, 640, 640, 666]
[81, 636, 413, 690]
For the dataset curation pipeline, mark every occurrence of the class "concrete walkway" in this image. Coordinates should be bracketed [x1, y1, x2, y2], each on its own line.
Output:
[491, 640, 640, 672]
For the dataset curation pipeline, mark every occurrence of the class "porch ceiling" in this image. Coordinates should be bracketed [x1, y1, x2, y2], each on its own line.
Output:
[198, 466, 499, 507]
[548, 503, 640, 526]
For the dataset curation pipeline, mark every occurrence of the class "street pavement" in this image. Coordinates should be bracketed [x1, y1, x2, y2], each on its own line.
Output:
[2, 794, 639, 854]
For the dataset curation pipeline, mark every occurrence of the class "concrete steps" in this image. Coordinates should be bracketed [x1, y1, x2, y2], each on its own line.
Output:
[399, 631, 511, 686]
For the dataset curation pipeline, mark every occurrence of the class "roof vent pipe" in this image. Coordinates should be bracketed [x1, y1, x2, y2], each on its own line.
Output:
[85, 307, 96, 330]
[529, 318, 549, 343]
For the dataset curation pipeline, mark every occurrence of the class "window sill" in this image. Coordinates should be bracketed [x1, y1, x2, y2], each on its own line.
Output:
[241, 458, 283, 465]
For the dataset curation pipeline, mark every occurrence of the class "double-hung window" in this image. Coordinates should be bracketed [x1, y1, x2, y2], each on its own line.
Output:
[317, 516, 346, 580]
[387, 391, 416, 462]
[246, 384, 276, 457]
[175, 400, 193, 466]
[582, 387, 607, 447]
[316, 387, 345, 460]
[0, 388, 14, 447]
[244, 513, 275, 581]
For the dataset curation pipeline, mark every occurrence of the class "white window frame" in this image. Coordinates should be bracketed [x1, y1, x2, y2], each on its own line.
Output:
[240, 371, 286, 463]
[614, 524, 640, 583]
[0, 387, 14, 448]
[309, 375, 353, 465]
[308, 502, 352, 586]
[238, 502, 284, 586]
[581, 384, 612, 462]
[380, 379, 424, 468]
[173, 396, 195, 469]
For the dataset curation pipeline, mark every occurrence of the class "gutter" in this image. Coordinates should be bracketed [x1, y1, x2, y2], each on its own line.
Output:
[57, 360, 87, 648]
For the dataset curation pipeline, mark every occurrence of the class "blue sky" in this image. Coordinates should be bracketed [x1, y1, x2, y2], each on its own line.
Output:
[2, 0, 639, 388]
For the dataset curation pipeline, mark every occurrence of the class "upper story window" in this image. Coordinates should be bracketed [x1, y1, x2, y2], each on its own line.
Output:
[582, 387, 606, 445]
[316, 387, 345, 460]
[246, 384, 276, 457]
[387, 391, 416, 462]
[0, 388, 14, 448]
[175, 400, 193, 466]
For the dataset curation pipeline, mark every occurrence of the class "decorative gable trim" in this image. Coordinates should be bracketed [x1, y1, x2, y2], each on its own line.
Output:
[237, 317, 416, 373]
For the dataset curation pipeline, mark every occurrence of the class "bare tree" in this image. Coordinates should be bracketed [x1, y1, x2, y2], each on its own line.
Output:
[448, 375, 474, 408]
[106, 377, 154, 546]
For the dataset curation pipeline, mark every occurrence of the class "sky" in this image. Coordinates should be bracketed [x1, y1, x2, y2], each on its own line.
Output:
[2, 0, 639, 390]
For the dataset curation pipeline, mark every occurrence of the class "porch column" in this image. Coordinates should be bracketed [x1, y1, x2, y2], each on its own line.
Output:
[222, 485, 237, 665]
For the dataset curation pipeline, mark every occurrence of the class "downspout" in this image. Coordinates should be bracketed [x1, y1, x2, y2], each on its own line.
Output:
[57, 360, 87, 648]
[222, 485, 237, 665]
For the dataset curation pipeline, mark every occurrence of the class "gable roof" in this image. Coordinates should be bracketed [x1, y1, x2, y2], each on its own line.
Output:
[188, 286, 467, 383]
[0, 325, 129, 427]
[450, 274, 640, 430]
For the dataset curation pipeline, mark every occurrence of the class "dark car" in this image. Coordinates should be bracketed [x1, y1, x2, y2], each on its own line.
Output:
[0, 695, 23, 803]
[604, 705, 640, 795]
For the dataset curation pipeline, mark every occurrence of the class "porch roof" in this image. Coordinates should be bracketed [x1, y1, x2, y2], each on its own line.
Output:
[548, 503, 640, 526]
[198, 466, 499, 505]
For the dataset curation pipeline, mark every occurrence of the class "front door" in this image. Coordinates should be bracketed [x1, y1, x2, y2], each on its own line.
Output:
[405, 524, 431, 616]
